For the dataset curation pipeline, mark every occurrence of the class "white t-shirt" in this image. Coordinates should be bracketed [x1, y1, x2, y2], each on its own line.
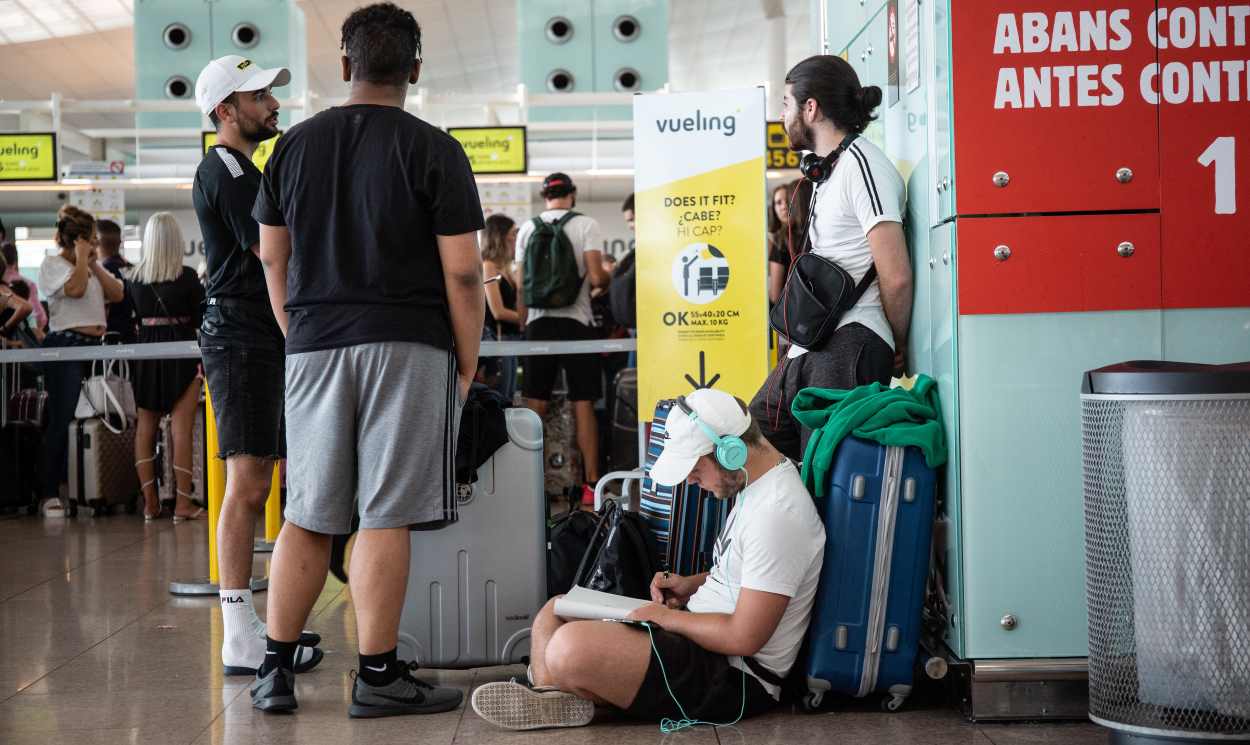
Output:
[514, 209, 602, 327]
[788, 137, 905, 359]
[686, 459, 825, 698]
[38, 255, 106, 332]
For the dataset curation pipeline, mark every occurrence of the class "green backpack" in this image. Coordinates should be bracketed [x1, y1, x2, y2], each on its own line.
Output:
[522, 211, 583, 309]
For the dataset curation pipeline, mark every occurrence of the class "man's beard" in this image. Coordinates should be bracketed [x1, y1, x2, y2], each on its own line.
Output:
[785, 118, 814, 153]
[240, 115, 279, 143]
[711, 469, 747, 500]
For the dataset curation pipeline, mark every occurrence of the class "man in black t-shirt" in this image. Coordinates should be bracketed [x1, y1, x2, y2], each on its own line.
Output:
[249, 4, 484, 720]
[192, 54, 322, 678]
[97, 220, 135, 343]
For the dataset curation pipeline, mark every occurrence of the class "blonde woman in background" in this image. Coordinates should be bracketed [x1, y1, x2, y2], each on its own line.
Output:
[125, 213, 205, 521]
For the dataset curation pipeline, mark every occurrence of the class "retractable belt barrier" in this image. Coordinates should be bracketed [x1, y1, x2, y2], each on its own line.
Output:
[0, 337, 638, 595]
[0, 338, 638, 365]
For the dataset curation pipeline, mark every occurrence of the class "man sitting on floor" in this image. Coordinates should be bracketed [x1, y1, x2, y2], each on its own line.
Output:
[472, 388, 826, 730]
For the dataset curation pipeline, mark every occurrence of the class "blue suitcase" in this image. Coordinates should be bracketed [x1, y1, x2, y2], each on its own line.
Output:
[637, 400, 734, 576]
[804, 436, 938, 711]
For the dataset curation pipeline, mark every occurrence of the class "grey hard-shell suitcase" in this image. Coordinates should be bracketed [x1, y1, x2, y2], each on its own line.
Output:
[68, 417, 139, 516]
[396, 407, 546, 668]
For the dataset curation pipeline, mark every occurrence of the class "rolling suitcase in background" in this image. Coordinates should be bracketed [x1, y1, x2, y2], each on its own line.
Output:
[637, 400, 735, 576]
[158, 400, 207, 508]
[543, 391, 581, 500]
[397, 407, 546, 668]
[68, 417, 140, 517]
[804, 436, 938, 712]
[609, 368, 638, 472]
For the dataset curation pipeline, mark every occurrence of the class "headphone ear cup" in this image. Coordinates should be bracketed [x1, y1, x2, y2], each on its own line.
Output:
[800, 152, 823, 182]
[717, 437, 749, 472]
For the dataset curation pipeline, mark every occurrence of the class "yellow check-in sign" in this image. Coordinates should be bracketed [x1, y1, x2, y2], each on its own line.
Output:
[448, 126, 528, 175]
[202, 132, 281, 172]
[0, 133, 57, 181]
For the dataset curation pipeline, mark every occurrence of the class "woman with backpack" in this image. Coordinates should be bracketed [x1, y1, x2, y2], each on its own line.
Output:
[481, 213, 523, 403]
[125, 213, 205, 521]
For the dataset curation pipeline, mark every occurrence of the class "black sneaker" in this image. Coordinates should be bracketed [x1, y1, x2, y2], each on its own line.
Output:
[348, 661, 463, 719]
[250, 665, 297, 713]
[297, 630, 321, 648]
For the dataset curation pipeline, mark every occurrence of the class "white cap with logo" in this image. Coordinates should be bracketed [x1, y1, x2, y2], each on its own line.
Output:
[195, 55, 292, 116]
[649, 388, 752, 487]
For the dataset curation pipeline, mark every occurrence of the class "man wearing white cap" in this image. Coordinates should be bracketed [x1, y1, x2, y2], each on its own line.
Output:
[191, 55, 321, 677]
[472, 388, 826, 731]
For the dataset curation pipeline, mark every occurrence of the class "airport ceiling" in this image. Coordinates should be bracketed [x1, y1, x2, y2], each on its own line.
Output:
[0, 0, 813, 102]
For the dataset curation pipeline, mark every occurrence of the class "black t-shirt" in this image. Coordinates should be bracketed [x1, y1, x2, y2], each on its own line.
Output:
[101, 254, 136, 341]
[126, 266, 205, 324]
[253, 104, 484, 354]
[193, 145, 282, 344]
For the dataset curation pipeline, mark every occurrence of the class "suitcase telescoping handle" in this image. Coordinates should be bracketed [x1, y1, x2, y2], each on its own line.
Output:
[593, 470, 647, 511]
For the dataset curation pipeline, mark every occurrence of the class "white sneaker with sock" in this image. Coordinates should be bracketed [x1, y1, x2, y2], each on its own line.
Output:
[220, 588, 321, 675]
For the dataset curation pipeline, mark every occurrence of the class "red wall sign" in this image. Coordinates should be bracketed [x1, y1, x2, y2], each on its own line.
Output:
[952, 1, 1250, 312]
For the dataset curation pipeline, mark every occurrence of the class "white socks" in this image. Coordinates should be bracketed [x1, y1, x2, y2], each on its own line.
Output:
[220, 588, 265, 668]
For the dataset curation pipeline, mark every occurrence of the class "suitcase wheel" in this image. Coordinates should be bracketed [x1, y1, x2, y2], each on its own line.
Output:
[881, 693, 906, 712]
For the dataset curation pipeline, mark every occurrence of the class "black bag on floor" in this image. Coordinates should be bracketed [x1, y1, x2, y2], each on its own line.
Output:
[547, 506, 600, 598]
[571, 499, 661, 600]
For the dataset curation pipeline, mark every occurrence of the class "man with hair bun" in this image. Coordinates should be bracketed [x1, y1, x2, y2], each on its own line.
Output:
[250, 2, 484, 719]
[749, 54, 914, 462]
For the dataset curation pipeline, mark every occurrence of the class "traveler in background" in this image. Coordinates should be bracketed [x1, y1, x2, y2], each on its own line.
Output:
[3, 241, 47, 339]
[37, 205, 125, 516]
[97, 219, 136, 343]
[251, 2, 482, 718]
[749, 55, 912, 462]
[125, 213, 206, 522]
[767, 181, 793, 305]
[516, 173, 610, 506]
[0, 253, 33, 342]
[192, 53, 322, 677]
[612, 193, 639, 367]
[481, 213, 522, 402]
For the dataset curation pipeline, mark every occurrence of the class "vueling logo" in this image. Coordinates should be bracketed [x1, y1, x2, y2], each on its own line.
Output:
[655, 109, 737, 137]
[237, 59, 253, 71]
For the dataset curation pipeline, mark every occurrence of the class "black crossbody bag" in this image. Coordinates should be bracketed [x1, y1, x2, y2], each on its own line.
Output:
[768, 134, 877, 350]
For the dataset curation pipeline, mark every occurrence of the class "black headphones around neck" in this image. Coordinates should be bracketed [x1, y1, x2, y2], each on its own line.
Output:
[799, 133, 859, 184]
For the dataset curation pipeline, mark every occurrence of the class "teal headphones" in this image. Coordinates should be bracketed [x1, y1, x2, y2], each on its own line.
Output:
[676, 396, 749, 472]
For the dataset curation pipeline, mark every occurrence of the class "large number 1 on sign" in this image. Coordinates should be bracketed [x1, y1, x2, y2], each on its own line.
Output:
[1197, 137, 1236, 216]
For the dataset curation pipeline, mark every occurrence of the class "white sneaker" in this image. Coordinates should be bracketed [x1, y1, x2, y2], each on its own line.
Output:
[41, 498, 65, 519]
[471, 681, 594, 731]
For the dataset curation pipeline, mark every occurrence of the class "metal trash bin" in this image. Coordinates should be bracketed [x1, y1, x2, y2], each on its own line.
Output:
[1082, 361, 1250, 744]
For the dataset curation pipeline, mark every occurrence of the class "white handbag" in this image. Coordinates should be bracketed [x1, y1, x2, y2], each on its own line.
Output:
[75, 357, 137, 434]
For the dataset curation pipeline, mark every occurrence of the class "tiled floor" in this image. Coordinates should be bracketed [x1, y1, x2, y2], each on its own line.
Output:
[0, 514, 1109, 744]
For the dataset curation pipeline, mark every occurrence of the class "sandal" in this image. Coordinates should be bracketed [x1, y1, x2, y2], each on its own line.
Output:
[172, 487, 205, 523]
[135, 458, 160, 521]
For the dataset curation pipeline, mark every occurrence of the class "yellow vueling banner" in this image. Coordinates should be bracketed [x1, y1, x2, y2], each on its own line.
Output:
[0, 133, 57, 181]
[633, 90, 767, 424]
[447, 126, 527, 175]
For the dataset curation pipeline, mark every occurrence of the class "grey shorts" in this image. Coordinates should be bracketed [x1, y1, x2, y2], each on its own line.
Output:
[284, 341, 463, 534]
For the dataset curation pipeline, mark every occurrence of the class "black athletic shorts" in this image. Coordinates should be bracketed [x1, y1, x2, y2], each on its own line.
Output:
[624, 626, 777, 723]
[200, 334, 286, 461]
[522, 317, 602, 402]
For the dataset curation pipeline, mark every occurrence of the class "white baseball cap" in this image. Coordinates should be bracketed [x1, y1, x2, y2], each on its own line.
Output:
[195, 55, 291, 116]
[649, 388, 752, 487]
